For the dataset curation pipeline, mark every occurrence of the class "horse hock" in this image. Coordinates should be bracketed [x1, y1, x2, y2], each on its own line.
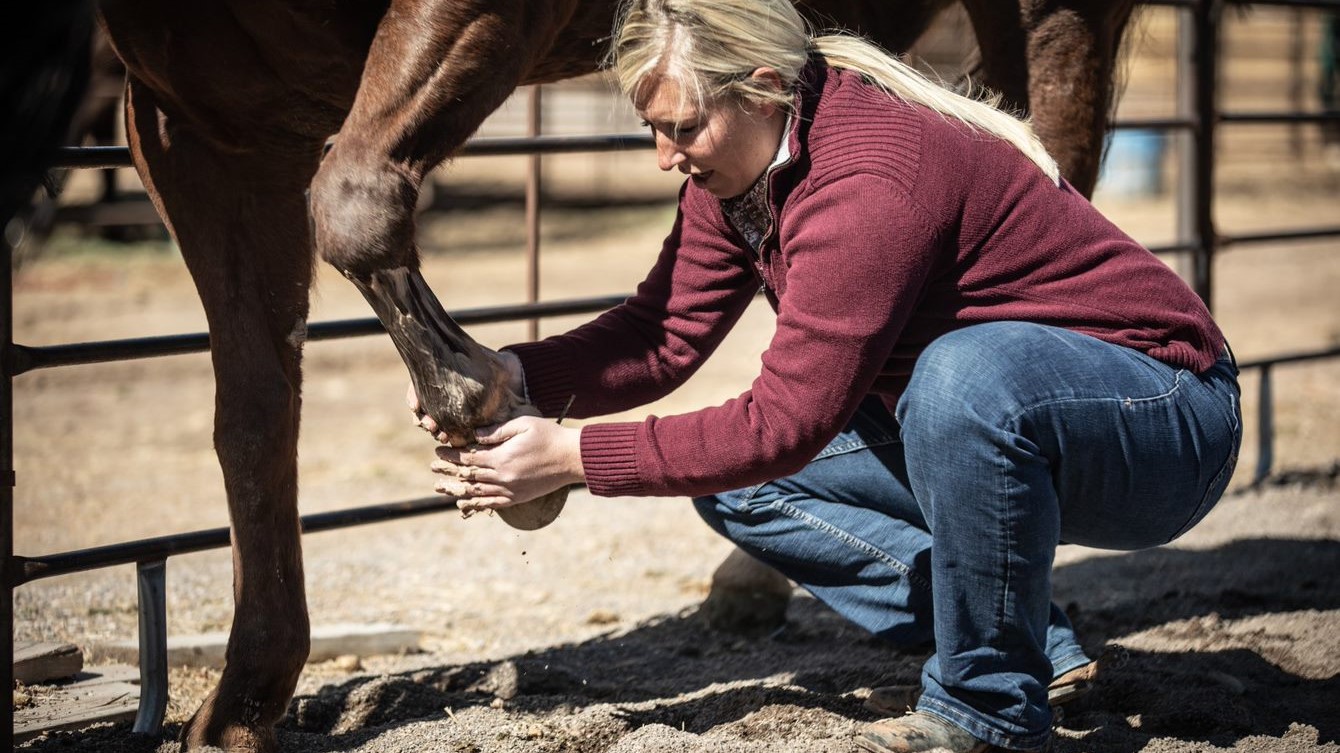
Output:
[346, 266, 567, 530]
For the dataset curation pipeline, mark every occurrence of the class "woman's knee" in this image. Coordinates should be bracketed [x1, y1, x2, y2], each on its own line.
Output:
[897, 323, 1035, 432]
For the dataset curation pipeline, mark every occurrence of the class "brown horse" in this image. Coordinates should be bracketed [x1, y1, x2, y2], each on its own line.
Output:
[93, 0, 1135, 749]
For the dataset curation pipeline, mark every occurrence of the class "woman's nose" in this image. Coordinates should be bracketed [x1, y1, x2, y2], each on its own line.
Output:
[655, 133, 686, 172]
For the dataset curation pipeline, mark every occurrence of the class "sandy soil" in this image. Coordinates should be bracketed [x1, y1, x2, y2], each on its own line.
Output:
[9, 176, 1340, 752]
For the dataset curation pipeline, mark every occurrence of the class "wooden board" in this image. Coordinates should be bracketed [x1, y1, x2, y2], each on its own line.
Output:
[13, 641, 84, 684]
[14, 667, 140, 743]
[94, 622, 421, 668]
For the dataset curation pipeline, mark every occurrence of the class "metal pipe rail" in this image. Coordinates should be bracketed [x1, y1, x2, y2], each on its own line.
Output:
[5, 295, 628, 376]
[1238, 347, 1340, 486]
[50, 133, 658, 171]
[51, 105, 1338, 176]
[15, 497, 458, 585]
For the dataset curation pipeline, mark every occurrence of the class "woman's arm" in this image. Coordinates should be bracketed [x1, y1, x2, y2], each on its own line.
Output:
[506, 186, 759, 419]
[575, 174, 942, 498]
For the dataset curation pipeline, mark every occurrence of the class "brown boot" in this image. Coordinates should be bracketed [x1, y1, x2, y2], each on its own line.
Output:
[856, 711, 989, 753]
[1045, 657, 1101, 707]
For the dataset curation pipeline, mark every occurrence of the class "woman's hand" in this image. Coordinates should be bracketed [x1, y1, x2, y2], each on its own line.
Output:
[431, 416, 584, 513]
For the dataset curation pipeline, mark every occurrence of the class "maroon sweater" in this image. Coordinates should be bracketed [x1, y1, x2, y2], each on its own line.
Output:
[507, 63, 1225, 499]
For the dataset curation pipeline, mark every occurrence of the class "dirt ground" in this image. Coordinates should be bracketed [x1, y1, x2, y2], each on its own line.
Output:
[9, 166, 1340, 752]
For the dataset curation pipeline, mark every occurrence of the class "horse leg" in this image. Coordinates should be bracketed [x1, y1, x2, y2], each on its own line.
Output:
[308, 0, 571, 530]
[122, 76, 321, 753]
[961, 0, 1136, 197]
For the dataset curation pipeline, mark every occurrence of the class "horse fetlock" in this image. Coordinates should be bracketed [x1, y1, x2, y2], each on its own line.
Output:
[347, 265, 568, 528]
[309, 154, 419, 277]
[354, 266, 522, 441]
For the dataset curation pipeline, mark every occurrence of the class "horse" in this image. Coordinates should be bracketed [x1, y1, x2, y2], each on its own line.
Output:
[1, 0, 96, 228]
[92, 0, 1136, 749]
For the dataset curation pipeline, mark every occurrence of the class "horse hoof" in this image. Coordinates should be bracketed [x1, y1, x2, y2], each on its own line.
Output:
[496, 486, 567, 530]
[180, 696, 278, 753]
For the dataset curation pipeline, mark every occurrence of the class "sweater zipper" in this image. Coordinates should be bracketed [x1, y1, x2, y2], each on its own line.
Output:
[754, 153, 792, 287]
[737, 121, 796, 291]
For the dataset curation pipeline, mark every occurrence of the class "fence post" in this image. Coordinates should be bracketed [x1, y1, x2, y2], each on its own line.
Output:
[133, 560, 168, 735]
[1179, 0, 1222, 309]
[3, 213, 18, 753]
[526, 86, 544, 342]
[1253, 364, 1276, 484]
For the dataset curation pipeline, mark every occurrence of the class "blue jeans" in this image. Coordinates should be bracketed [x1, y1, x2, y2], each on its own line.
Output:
[693, 322, 1241, 751]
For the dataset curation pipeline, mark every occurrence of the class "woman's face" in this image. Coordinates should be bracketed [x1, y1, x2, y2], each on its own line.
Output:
[635, 72, 786, 199]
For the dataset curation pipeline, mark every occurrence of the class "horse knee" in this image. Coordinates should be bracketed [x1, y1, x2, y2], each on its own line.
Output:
[308, 149, 419, 278]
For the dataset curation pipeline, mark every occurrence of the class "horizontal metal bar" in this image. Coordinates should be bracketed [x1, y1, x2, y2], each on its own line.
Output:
[7, 333, 207, 374]
[1233, 0, 1340, 9]
[56, 120, 1189, 172]
[8, 294, 626, 376]
[51, 146, 130, 170]
[457, 133, 653, 156]
[52, 133, 656, 171]
[1112, 117, 1194, 131]
[16, 496, 455, 584]
[1143, 229, 1338, 259]
[1222, 226, 1340, 247]
[1237, 345, 1340, 371]
[1147, 241, 1199, 256]
[1220, 111, 1340, 125]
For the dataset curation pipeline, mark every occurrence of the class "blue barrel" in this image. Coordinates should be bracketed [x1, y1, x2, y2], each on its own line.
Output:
[1099, 129, 1167, 197]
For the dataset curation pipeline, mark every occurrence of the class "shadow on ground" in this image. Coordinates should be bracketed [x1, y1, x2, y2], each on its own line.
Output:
[20, 537, 1340, 752]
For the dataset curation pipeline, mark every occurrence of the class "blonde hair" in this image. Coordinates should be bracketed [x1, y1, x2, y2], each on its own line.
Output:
[610, 0, 1060, 183]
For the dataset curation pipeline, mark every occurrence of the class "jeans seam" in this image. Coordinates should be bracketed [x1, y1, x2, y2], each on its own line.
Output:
[771, 500, 931, 592]
[1004, 368, 1186, 425]
[997, 433, 1014, 669]
[814, 435, 899, 461]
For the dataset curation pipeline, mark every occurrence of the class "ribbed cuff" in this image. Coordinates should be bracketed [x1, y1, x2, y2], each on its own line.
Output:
[580, 422, 645, 497]
[503, 340, 579, 417]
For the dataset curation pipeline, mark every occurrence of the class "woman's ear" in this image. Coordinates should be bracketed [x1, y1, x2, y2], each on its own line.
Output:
[748, 67, 785, 116]
[750, 67, 784, 93]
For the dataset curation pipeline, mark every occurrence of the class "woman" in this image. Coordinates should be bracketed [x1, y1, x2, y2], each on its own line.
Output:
[421, 0, 1242, 750]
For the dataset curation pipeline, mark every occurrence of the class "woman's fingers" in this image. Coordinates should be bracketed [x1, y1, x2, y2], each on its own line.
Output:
[430, 458, 493, 483]
[434, 444, 483, 467]
[433, 476, 517, 510]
